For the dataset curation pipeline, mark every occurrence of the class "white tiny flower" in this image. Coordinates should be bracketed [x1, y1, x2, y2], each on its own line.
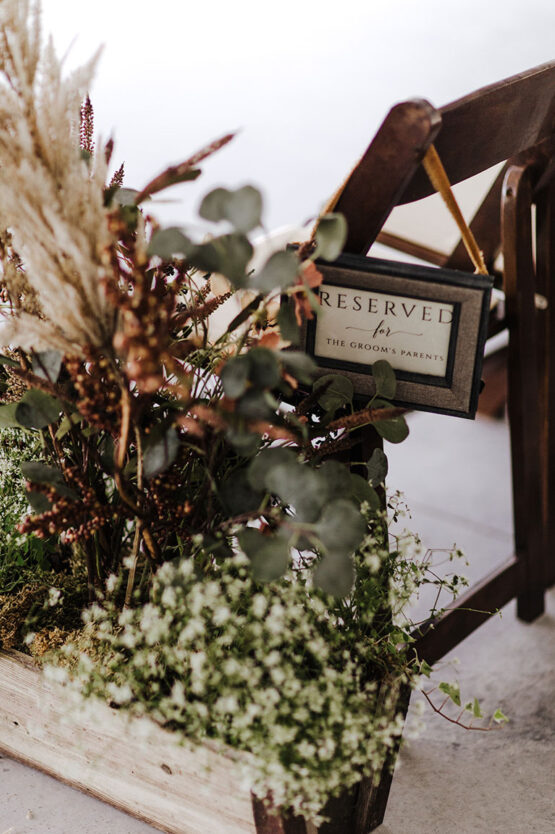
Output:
[47, 587, 62, 607]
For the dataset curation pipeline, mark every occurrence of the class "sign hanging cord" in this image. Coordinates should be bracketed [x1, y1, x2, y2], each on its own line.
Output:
[421, 144, 488, 275]
[311, 143, 489, 276]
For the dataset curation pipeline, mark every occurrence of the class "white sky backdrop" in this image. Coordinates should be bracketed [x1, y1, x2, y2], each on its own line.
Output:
[41, 0, 554, 237]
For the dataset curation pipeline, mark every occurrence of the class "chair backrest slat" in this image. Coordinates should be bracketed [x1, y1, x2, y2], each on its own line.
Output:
[335, 62, 555, 255]
[401, 61, 555, 203]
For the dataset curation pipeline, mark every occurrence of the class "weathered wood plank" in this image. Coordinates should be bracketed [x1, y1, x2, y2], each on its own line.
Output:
[0, 650, 256, 834]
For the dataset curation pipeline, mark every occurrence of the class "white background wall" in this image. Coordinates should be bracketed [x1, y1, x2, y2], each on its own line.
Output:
[41, 0, 554, 237]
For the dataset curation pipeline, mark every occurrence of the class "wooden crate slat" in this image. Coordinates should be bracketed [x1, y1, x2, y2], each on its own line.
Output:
[0, 651, 256, 834]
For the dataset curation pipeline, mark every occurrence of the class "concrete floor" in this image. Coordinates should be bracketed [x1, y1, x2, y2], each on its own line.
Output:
[2, 411, 554, 833]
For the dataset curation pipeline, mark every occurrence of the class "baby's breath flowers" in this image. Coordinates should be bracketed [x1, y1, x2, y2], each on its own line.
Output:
[55, 515, 469, 823]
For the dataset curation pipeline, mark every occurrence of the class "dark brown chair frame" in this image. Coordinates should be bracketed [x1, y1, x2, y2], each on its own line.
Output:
[254, 62, 555, 833]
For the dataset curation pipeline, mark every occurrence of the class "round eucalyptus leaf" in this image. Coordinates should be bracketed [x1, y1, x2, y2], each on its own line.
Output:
[225, 428, 262, 457]
[314, 374, 353, 412]
[278, 351, 317, 384]
[254, 250, 299, 293]
[224, 185, 263, 233]
[248, 348, 281, 389]
[314, 498, 367, 555]
[143, 428, 180, 480]
[219, 469, 263, 515]
[374, 414, 409, 444]
[210, 233, 254, 288]
[27, 490, 53, 514]
[198, 188, 229, 222]
[16, 390, 61, 429]
[221, 355, 251, 399]
[247, 447, 297, 491]
[265, 460, 328, 523]
[313, 552, 355, 597]
[372, 359, 397, 399]
[148, 227, 193, 259]
[318, 460, 352, 498]
[314, 213, 348, 261]
[238, 529, 290, 582]
[349, 474, 381, 512]
[367, 447, 388, 487]
[236, 389, 274, 420]
[21, 461, 63, 484]
[200, 186, 263, 234]
[20, 461, 78, 499]
[114, 187, 140, 206]
[0, 402, 21, 428]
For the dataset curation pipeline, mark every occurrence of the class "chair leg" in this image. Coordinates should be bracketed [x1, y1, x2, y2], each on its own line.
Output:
[536, 181, 555, 589]
[502, 165, 545, 621]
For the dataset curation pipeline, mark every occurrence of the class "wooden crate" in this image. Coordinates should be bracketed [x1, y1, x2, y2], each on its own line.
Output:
[0, 649, 257, 834]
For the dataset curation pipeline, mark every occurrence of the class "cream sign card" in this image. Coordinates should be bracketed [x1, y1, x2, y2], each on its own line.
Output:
[314, 284, 454, 378]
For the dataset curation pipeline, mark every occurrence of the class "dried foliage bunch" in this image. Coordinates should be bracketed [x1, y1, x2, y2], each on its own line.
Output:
[0, 0, 409, 605]
[0, 1, 506, 823]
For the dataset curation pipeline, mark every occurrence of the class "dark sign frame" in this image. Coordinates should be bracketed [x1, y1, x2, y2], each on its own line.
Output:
[292, 252, 493, 418]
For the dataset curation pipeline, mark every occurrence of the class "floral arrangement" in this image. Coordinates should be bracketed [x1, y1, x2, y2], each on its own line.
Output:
[0, 1, 505, 826]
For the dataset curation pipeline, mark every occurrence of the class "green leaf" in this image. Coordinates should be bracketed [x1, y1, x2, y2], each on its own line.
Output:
[367, 447, 388, 487]
[277, 303, 300, 345]
[143, 428, 180, 479]
[318, 460, 352, 498]
[254, 250, 299, 293]
[114, 187, 140, 206]
[265, 459, 329, 523]
[248, 348, 281, 389]
[420, 660, 433, 679]
[236, 389, 275, 420]
[472, 698, 483, 719]
[191, 234, 253, 288]
[374, 413, 409, 444]
[372, 359, 397, 399]
[278, 351, 316, 384]
[314, 213, 347, 261]
[55, 412, 82, 440]
[0, 402, 21, 428]
[15, 390, 61, 429]
[148, 227, 193, 259]
[314, 374, 353, 412]
[225, 429, 261, 457]
[237, 529, 290, 582]
[31, 350, 62, 383]
[220, 356, 251, 399]
[21, 461, 63, 484]
[349, 474, 381, 512]
[27, 491, 53, 514]
[493, 708, 509, 724]
[199, 185, 263, 233]
[0, 354, 19, 368]
[20, 461, 78, 499]
[314, 498, 367, 555]
[219, 469, 263, 515]
[247, 447, 297, 491]
[313, 552, 355, 597]
[439, 681, 461, 707]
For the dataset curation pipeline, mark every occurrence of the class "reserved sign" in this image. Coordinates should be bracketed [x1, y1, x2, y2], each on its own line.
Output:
[298, 253, 492, 418]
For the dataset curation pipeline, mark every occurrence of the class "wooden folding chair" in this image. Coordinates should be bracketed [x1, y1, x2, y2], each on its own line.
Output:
[333, 62, 555, 656]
